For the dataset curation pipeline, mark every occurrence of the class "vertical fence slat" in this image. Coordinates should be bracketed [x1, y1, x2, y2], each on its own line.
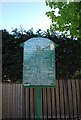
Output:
[6, 84, 9, 118]
[30, 88, 34, 118]
[58, 80, 61, 119]
[20, 84, 23, 118]
[43, 88, 47, 119]
[50, 88, 53, 118]
[63, 80, 68, 118]
[18, 84, 21, 118]
[29, 88, 30, 119]
[75, 79, 81, 119]
[56, 79, 60, 119]
[22, 87, 26, 118]
[15, 84, 19, 118]
[59, 80, 64, 119]
[79, 80, 81, 117]
[33, 88, 36, 119]
[11, 84, 13, 118]
[67, 80, 71, 118]
[2, 80, 81, 119]
[65, 80, 70, 118]
[72, 80, 77, 118]
[41, 88, 44, 119]
[8, 84, 11, 118]
[46, 88, 48, 119]
[12, 83, 14, 118]
[47, 88, 51, 118]
[75, 79, 79, 119]
[62, 79, 66, 119]
[25, 88, 30, 118]
[70, 80, 74, 119]
[12, 84, 15, 118]
[51, 88, 55, 118]
[54, 86, 57, 119]
[2, 83, 6, 118]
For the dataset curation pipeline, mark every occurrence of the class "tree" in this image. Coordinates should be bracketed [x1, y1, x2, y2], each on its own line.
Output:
[2, 28, 36, 82]
[2, 28, 81, 82]
[45, 1, 81, 79]
[2, 29, 23, 82]
[45, 1, 81, 38]
[56, 37, 81, 79]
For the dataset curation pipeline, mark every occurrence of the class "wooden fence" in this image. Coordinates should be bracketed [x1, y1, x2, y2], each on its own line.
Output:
[2, 79, 81, 119]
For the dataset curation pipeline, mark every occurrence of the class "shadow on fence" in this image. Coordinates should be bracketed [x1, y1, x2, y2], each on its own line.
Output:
[2, 79, 81, 119]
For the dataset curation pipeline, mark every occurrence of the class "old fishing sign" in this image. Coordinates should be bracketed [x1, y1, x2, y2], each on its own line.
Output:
[23, 37, 56, 87]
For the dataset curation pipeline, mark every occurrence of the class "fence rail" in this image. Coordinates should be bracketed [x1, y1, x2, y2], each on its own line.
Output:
[2, 79, 81, 119]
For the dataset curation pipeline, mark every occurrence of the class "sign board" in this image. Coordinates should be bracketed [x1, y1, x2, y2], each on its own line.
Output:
[23, 37, 56, 87]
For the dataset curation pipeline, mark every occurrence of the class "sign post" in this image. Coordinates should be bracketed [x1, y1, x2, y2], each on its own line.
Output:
[23, 37, 56, 119]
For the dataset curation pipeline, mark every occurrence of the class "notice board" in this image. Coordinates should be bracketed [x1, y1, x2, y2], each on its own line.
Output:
[23, 37, 56, 87]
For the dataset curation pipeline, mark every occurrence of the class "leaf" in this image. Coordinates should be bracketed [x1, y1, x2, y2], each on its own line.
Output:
[45, 1, 81, 38]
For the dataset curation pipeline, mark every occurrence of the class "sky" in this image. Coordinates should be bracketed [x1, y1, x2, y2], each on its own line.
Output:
[1, 2, 52, 33]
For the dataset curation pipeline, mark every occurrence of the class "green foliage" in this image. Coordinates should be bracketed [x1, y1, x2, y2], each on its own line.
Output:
[2, 28, 36, 82]
[45, 1, 81, 38]
[56, 38, 81, 79]
[2, 28, 81, 82]
[2, 29, 23, 82]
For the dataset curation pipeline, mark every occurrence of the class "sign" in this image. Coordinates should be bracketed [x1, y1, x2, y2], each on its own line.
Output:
[23, 37, 56, 87]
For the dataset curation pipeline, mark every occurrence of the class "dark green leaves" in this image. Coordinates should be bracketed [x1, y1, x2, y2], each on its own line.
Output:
[45, 1, 81, 38]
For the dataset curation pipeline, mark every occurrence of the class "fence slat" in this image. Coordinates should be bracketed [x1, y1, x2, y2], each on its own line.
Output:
[2, 80, 81, 119]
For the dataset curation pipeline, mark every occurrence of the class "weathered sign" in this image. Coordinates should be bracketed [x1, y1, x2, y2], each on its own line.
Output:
[23, 37, 56, 87]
